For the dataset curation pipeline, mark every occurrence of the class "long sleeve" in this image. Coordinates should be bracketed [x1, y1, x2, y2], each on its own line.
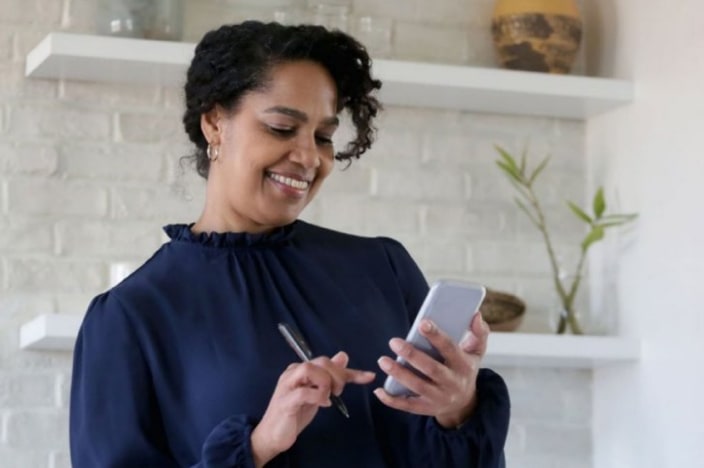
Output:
[406, 369, 510, 467]
[69, 292, 257, 468]
[379, 238, 511, 468]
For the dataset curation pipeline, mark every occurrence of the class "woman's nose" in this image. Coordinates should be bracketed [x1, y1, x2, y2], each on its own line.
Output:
[289, 137, 321, 168]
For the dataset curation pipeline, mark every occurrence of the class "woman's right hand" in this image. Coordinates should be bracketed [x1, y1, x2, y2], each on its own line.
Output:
[250, 351, 375, 467]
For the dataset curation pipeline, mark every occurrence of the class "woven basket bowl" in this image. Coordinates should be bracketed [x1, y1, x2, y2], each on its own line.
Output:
[480, 289, 526, 332]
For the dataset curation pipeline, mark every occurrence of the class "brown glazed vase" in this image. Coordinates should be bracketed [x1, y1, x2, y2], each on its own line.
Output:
[491, 0, 582, 74]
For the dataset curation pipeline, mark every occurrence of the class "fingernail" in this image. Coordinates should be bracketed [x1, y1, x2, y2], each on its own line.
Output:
[373, 388, 383, 399]
[389, 338, 403, 353]
[332, 350, 348, 363]
[421, 320, 434, 333]
[377, 357, 391, 371]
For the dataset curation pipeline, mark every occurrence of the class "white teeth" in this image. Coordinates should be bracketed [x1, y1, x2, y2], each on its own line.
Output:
[267, 172, 310, 190]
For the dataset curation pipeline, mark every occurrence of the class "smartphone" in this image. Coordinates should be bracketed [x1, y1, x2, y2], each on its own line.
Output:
[383, 280, 486, 397]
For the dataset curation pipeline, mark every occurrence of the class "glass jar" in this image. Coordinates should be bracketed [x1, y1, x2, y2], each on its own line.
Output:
[143, 0, 183, 41]
[96, 0, 143, 38]
[273, 7, 307, 26]
[352, 16, 393, 58]
[96, 0, 183, 41]
[309, 3, 350, 32]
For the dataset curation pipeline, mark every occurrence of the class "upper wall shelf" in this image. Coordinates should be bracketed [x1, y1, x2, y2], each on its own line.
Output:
[20, 313, 640, 368]
[25, 33, 634, 120]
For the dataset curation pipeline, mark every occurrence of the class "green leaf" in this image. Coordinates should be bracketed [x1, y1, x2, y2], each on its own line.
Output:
[494, 145, 519, 174]
[528, 155, 550, 185]
[581, 225, 605, 251]
[597, 214, 639, 229]
[597, 221, 630, 229]
[601, 213, 639, 222]
[496, 160, 522, 184]
[593, 187, 606, 219]
[520, 146, 527, 174]
[567, 201, 593, 224]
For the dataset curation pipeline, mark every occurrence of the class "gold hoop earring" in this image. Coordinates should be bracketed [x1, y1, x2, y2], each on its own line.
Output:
[207, 144, 219, 162]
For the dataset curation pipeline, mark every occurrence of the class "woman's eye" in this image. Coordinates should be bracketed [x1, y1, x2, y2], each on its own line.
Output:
[315, 135, 333, 145]
[269, 126, 295, 136]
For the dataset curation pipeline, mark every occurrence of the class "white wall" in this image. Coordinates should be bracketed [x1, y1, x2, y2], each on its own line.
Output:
[586, 0, 704, 466]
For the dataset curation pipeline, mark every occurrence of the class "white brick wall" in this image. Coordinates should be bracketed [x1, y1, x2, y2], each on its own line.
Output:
[9, 105, 112, 140]
[394, 22, 472, 64]
[0, 143, 59, 176]
[6, 179, 108, 217]
[58, 143, 164, 181]
[0, 0, 594, 466]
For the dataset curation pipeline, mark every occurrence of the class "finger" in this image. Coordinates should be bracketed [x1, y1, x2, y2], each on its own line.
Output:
[376, 355, 441, 401]
[289, 386, 332, 408]
[344, 368, 377, 385]
[418, 319, 466, 370]
[387, 338, 452, 389]
[372, 388, 434, 416]
[289, 361, 334, 394]
[310, 357, 376, 395]
[309, 357, 347, 395]
[330, 351, 349, 368]
[460, 313, 490, 356]
[330, 352, 376, 384]
[323, 352, 376, 385]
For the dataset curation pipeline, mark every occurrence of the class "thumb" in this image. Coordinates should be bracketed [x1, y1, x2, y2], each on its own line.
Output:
[461, 312, 489, 355]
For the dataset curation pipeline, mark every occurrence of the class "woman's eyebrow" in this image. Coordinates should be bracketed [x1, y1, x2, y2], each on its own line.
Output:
[263, 106, 339, 126]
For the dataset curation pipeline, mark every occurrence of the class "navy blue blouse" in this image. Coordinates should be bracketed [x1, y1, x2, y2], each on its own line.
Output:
[70, 221, 510, 467]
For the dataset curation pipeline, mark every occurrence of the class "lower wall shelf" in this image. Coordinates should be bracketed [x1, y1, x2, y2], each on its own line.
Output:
[485, 332, 640, 368]
[20, 314, 83, 351]
[19, 314, 640, 368]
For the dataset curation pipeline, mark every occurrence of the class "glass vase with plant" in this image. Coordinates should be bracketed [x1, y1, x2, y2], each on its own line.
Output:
[494, 145, 637, 334]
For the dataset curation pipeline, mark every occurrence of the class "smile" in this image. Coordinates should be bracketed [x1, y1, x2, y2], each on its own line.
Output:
[266, 172, 311, 191]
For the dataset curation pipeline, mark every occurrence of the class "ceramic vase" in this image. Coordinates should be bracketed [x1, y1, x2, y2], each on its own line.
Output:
[491, 0, 582, 74]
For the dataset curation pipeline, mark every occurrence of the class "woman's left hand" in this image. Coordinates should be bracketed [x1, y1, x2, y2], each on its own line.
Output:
[374, 312, 490, 428]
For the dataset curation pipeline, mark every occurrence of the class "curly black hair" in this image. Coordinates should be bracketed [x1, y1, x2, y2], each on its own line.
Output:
[182, 21, 383, 178]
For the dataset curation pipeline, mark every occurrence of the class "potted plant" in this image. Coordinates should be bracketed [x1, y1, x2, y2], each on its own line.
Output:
[494, 145, 637, 334]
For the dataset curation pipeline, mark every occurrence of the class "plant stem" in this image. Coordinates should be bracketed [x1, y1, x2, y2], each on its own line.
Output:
[559, 249, 587, 335]
[521, 182, 584, 335]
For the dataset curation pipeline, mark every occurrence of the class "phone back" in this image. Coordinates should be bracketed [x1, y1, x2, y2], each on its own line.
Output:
[383, 280, 486, 396]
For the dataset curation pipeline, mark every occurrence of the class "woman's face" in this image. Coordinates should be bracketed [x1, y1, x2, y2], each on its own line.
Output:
[202, 60, 339, 233]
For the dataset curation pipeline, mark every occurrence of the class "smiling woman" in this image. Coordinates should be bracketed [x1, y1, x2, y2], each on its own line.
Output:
[194, 61, 339, 233]
[69, 21, 510, 468]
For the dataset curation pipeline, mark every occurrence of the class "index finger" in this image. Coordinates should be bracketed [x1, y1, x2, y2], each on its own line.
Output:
[330, 351, 378, 384]
[310, 356, 375, 395]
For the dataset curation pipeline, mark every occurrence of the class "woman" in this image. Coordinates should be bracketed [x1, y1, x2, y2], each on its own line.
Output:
[70, 21, 510, 467]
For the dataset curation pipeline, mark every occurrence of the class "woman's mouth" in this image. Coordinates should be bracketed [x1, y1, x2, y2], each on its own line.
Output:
[266, 171, 311, 191]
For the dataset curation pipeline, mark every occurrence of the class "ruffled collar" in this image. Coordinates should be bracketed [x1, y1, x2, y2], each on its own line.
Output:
[163, 221, 298, 248]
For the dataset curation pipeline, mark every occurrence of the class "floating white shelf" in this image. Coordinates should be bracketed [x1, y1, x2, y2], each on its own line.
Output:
[20, 314, 640, 368]
[25, 33, 634, 119]
[20, 314, 83, 351]
[485, 332, 640, 368]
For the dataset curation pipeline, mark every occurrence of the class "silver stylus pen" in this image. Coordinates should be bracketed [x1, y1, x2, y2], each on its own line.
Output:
[277, 322, 350, 418]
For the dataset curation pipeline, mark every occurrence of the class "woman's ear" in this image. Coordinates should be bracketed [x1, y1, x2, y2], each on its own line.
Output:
[200, 105, 225, 146]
